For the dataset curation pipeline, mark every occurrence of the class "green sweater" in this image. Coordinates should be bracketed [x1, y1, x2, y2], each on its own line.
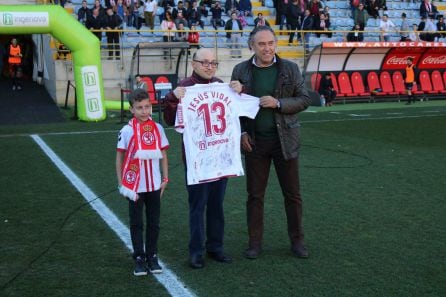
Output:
[252, 64, 278, 139]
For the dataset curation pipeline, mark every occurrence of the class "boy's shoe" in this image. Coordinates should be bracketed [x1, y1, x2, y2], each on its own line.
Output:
[12, 85, 16, 91]
[17, 85, 22, 91]
[133, 256, 148, 276]
[148, 254, 163, 274]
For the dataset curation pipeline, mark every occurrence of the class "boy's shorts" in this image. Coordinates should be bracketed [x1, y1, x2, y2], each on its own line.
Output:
[405, 82, 413, 90]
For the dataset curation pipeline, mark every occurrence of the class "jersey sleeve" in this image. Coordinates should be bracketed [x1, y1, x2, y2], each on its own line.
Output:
[117, 125, 132, 151]
[237, 93, 260, 119]
[156, 123, 170, 150]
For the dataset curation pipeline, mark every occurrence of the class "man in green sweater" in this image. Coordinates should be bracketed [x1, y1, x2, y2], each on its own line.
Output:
[230, 26, 312, 260]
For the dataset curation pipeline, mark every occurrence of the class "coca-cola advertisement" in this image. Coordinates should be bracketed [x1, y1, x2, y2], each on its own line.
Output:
[418, 53, 446, 69]
[382, 54, 420, 70]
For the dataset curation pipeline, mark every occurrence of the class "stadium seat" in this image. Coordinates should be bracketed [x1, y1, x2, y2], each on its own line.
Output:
[392, 71, 406, 94]
[351, 72, 371, 96]
[311, 73, 322, 91]
[337, 72, 357, 96]
[141, 76, 157, 105]
[419, 70, 438, 94]
[380, 71, 399, 96]
[330, 73, 340, 95]
[443, 71, 446, 87]
[367, 71, 387, 96]
[430, 71, 446, 94]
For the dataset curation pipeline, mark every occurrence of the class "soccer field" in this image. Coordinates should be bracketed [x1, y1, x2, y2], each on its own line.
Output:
[1, 101, 445, 297]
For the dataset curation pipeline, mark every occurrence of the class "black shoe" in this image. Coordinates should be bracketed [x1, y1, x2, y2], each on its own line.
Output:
[147, 254, 163, 274]
[291, 243, 309, 258]
[244, 246, 261, 259]
[207, 252, 232, 263]
[133, 256, 148, 276]
[405, 102, 411, 105]
[189, 254, 204, 269]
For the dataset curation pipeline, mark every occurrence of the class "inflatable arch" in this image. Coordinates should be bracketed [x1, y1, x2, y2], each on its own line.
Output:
[0, 5, 105, 121]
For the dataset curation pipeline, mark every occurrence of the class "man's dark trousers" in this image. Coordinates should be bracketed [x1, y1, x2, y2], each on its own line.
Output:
[187, 178, 228, 257]
[245, 138, 304, 248]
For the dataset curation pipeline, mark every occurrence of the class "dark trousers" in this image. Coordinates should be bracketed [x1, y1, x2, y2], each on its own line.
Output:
[245, 138, 304, 248]
[9, 64, 21, 87]
[106, 32, 120, 59]
[321, 89, 337, 103]
[288, 21, 299, 43]
[128, 190, 161, 259]
[187, 178, 228, 257]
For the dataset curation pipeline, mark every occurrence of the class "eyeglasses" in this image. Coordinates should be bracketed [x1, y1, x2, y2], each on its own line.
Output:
[193, 60, 219, 68]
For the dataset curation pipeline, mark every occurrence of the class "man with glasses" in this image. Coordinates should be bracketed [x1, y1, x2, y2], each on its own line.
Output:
[230, 26, 311, 260]
[163, 48, 233, 269]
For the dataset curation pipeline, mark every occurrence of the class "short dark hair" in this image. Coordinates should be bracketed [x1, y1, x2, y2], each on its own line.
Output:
[129, 89, 149, 106]
[248, 25, 276, 46]
[407, 57, 414, 62]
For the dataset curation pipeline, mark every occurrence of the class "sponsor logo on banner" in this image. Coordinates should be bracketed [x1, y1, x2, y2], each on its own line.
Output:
[323, 42, 446, 48]
[419, 54, 446, 69]
[81, 66, 104, 119]
[0, 12, 49, 27]
[382, 54, 418, 70]
[386, 56, 414, 65]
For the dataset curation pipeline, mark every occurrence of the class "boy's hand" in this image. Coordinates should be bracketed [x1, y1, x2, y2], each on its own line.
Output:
[160, 178, 169, 197]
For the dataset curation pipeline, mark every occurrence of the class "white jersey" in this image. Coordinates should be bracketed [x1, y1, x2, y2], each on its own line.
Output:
[117, 122, 169, 193]
[175, 82, 259, 185]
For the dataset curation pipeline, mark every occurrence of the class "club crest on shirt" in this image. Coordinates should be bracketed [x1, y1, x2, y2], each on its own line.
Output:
[143, 125, 153, 132]
[142, 131, 155, 145]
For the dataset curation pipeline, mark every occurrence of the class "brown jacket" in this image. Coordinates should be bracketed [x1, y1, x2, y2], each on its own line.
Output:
[231, 55, 311, 160]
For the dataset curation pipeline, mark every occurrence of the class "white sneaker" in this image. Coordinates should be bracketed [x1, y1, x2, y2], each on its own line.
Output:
[12, 86, 16, 91]
[17, 85, 22, 91]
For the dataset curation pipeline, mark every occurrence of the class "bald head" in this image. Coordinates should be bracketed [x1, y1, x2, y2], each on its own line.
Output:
[193, 48, 216, 61]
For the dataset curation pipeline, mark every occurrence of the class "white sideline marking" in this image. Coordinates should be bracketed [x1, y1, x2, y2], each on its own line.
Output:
[31, 135, 195, 297]
[349, 114, 371, 117]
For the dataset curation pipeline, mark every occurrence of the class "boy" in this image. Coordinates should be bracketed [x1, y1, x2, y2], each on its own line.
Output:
[404, 57, 416, 105]
[8, 38, 23, 91]
[116, 89, 169, 276]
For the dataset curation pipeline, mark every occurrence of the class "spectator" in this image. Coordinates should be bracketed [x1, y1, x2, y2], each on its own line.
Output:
[353, 3, 369, 29]
[104, 7, 122, 59]
[143, 0, 157, 30]
[225, 0, 237, 15]
[86, 8, 105, 41]
[161, 0, 175, 21]
[365, 0, 380, 20]
[308, 0, 323, 28]
[318, 72, 337, 106]
[276, 0, 290, 33]
[199, 2, 209, 18]
[346, 23, 365, 41]
[210, 1, 225, 30]
[379, 14, 396, 42]
[420, 15, 437, 41]
[408, 23, 420, 41]
[237, 0, 253, 17]
[287, 0, 302, 45]
[315, 12, 332, 38]
[436, 16, 446, 39]
[93, 0, 106, 18]
[350, 0, 360, 20]
[188, 24, 201, 49]
[78, 0, 91, 26]
[175, 22, 188, 42]
[225, 11, 243, 58]
[114, 0, 127, 25]
[161, 10, 177, 43]
[187, 1, 204, 29]
[254, 13, 270, 27]
[300, 9, 314, 55]
[172, 1, 187, 20]
[420, 0, 438, 19]
[174, 11, 189, 29]
[400, 12, 410, 41]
